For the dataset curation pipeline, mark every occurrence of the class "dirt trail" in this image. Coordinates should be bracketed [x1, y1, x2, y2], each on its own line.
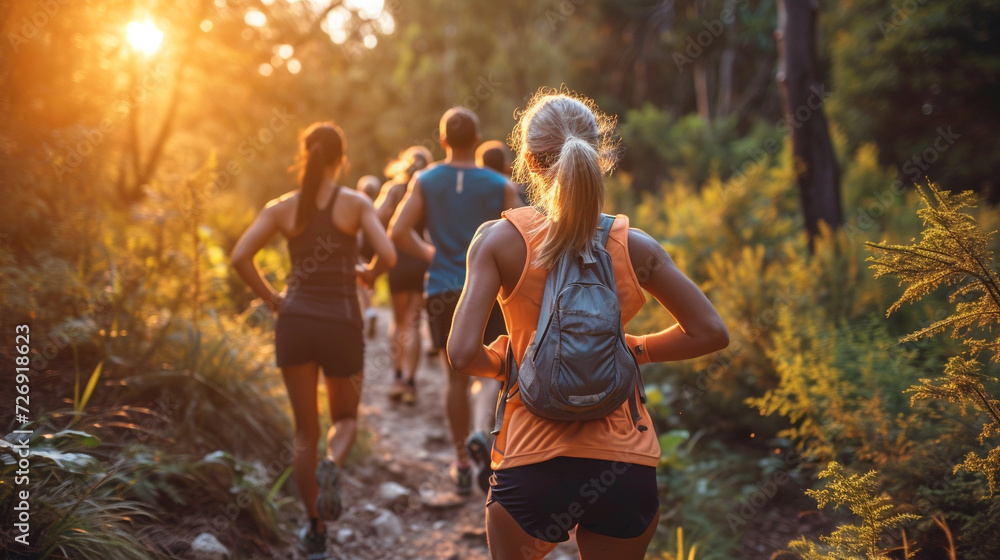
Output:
[312, 308, 579, 560]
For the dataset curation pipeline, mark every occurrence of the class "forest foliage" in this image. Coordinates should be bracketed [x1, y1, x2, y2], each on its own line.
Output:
[2, 0, 1000, 558]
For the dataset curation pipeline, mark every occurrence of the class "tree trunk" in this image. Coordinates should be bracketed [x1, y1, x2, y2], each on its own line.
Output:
[775, 0, 841, 251]
[716, 0, 736, 117]
[693, 57, 711, 120]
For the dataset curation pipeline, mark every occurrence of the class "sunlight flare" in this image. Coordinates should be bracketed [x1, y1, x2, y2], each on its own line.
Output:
[126, 20, 164, 54]
[345, 0, 384, 20]
[244, 9, 267, 27]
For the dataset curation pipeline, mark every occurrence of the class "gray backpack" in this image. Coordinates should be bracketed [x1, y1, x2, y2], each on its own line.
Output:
[493, 214, 647, 433]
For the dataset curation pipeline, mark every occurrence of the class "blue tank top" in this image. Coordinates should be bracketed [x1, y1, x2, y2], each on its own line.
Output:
[281, 187, 361, 325]
[420, 165, 507, 296]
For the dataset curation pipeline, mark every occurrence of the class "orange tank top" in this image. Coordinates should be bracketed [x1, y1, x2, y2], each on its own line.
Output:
[491, 206, 661, 470]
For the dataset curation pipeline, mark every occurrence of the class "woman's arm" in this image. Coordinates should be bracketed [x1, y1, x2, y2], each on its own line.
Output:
[624, 228, 729, 364]
[388, 177, 435, 264]
[356, 198, 397, 286]
[373, 182, 404, 228]
[230, 203, 284, 312]
[447, 222, 507, 379]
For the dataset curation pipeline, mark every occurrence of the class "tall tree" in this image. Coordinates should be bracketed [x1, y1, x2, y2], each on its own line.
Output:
[775, 0, 841, 249]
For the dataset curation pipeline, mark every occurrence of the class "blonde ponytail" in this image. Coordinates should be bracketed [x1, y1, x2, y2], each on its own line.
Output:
[535, 137, 604, 268]
[510, 89, 620, 269]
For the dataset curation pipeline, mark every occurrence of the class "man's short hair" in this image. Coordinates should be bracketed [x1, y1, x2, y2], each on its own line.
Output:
[440, 107, 480, 149]
[476, 140, 510, 175]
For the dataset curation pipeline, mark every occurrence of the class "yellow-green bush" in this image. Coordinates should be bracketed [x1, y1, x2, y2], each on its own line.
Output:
[623, 144, 1000, 557]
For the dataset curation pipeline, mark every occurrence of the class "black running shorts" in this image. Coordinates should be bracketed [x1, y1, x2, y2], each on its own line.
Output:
[425, 290, 506, 351]
[275, 314, 364, 377]
[388, 251, 427, 294]
[487, 456, 659, 543]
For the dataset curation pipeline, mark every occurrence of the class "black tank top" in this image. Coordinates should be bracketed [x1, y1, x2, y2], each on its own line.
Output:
[281, 187, 361, 325]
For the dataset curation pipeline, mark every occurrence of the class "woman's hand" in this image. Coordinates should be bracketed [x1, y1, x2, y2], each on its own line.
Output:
[486, 334, 510, 373]
[355, 263, 377, 288]
[265, 291, 285, 313]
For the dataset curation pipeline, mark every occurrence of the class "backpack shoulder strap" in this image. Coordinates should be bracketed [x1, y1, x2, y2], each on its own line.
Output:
[532, 213, 616, 348]
[492, 342, 516, 435]
[598, 213, 615, 247]
[493, 213, 621, 436]
[599, 213, 648, 429]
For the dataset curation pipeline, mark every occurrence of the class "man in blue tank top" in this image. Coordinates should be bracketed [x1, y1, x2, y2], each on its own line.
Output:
[390, 107, 522, 496]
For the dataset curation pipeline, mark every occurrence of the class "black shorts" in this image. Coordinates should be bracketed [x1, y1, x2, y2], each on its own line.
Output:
[275, 314, 364, 377]
[388, 251, 427, 294]
[425, 290, 506, 351]
[358, 234, 375, 261]
[487, 456, 659, 543]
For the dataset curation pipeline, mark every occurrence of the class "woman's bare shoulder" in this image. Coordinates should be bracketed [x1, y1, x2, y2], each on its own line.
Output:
[626, 227, 675, 284]
[264, 190, 298, 210]
[339, 186, 374, 209]
[476, 218, 521, 246]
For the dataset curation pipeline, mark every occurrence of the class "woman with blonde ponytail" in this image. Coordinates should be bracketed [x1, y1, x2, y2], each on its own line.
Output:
[448, 90, 729, 559]
[231, 121, 396, 559]
[374, 145, 433, 404]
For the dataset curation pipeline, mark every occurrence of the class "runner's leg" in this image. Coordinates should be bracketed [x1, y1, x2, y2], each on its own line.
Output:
[575, 509, 659, 560]
[323, 371, 363, 465]
[401, 290, 423, 382]
[391, 291, 409, 376]
[281, 362, 323, 530]
[446, 363, 471, 463]
[470, 377, 501, 435]
[486, 501, 558, 560]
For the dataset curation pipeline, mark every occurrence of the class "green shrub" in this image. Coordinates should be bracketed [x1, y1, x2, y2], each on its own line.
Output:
[787, 462, 920, 560]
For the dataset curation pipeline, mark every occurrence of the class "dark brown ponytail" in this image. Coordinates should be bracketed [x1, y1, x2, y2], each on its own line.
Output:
[295, 122, 347, 230]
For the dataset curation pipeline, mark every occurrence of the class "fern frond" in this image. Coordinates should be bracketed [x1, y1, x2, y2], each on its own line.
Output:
[867, 182, 1000, 321]
[908, 357, 1000, 426]
[956, 446, 1000, 495]
[897, 310, 1000, 345]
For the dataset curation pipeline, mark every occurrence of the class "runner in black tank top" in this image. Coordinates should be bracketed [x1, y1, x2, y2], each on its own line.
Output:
[230, 122, 396, 559]
[375, 145, 432, 405]
[282, 186, 362, 328]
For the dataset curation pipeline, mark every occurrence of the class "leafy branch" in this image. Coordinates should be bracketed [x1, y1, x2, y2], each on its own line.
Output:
[866, 182, 1000, 490]
[787, 462, 919, 560]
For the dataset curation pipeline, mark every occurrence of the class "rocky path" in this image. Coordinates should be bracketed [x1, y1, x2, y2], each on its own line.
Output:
[309, 308, 579, 560]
